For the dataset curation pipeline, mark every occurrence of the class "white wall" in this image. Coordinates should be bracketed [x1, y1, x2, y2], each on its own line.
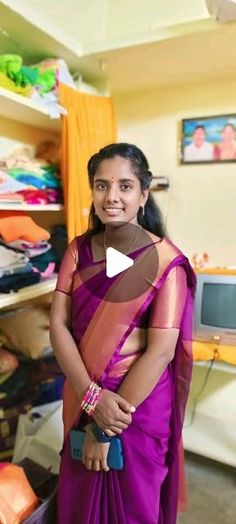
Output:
[115, 78, 236, 266]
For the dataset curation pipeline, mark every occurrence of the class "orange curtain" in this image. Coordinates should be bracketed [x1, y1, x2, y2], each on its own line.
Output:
[59, 84, 117, 241]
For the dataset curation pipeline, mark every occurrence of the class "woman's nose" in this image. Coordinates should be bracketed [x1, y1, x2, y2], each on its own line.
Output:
[105, 185, 119, 203]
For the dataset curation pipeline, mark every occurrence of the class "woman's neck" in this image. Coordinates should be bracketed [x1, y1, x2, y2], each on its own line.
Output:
[104, 221, 141, 252]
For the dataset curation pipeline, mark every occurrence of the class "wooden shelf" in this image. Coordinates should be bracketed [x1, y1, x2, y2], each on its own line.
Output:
[0, 276, 57, 309]
[0, 87, 60, 130]
[0, 203, 64, 211]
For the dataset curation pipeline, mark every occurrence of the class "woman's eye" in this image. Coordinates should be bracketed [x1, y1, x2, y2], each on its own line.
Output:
[121, 184, 132, 190]
[95, 183, 107, 190]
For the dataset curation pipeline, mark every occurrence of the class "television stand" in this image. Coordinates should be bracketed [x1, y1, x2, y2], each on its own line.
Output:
[183, 340, 236, 467]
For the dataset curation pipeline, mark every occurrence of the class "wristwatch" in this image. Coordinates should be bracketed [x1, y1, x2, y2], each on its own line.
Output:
[91, 423, 113, 443]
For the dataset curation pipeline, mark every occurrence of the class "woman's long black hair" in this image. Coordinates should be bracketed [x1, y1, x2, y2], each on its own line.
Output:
[86, 143, 166, 238]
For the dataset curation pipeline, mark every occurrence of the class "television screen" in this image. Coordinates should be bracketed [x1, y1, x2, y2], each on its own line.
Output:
[201, 283, 236, 329]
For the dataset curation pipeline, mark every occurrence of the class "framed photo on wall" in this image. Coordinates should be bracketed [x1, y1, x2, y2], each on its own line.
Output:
[181, 114, 236, 164]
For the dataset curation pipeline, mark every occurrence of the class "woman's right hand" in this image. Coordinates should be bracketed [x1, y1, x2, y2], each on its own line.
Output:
[92, 389, 135, 435]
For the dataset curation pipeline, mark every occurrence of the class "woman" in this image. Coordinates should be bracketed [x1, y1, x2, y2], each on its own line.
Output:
[214, 123, 236, 160]
[50, 143, 196, 524]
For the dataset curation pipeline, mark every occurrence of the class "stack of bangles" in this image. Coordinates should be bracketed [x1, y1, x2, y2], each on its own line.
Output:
[81, 381, 102, 415]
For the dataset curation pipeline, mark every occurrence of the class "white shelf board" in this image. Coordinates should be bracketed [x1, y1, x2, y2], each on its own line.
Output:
[0, 276, 57, 309]
[0, 203, 64, 211]
[0, 87, 60, 130]
[194, 360, 236, 374]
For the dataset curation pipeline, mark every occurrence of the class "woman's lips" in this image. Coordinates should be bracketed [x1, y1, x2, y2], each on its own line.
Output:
[103, 208, 124, 216]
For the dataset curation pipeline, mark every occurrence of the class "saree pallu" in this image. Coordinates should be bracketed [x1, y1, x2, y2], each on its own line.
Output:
[56, 234, 196, 524]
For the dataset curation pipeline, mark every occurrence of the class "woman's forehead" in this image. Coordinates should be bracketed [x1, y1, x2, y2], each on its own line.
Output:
[94, 156, 136, 179]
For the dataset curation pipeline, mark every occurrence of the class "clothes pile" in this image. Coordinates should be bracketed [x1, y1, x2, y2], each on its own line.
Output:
[0, 222, 67, 460]
[0, 205, 67, 458]
[0, 54, 76, 117]
[0, 140, 62, 206]
[0, 344, 64, 461]
[0, 211, 57, 292]
[0, 304, 64, 461]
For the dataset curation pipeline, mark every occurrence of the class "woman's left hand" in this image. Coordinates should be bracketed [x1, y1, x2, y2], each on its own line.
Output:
[82, 425, 110, 472]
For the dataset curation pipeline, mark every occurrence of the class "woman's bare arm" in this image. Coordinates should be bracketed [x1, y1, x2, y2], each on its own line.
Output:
[50, 290, 91, 401]
[117, 327, 179, 407]
[50, 290, 134, 429]
[117, 266, 188, 409]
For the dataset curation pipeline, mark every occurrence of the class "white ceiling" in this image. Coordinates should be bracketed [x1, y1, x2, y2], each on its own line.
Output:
[1, 1, 236, 94]
[2, 0, 209, 48]
[96, 22, 236, 93]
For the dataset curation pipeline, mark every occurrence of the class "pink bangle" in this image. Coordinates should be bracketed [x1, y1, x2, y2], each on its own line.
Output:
[81, 382, 97, 408]
[85, 389, 102, 415]
[81, 381, 102, 414]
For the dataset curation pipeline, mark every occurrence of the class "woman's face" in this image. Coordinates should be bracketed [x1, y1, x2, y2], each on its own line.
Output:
[222, 125, 235, 144]
[92, 156, 148, 225]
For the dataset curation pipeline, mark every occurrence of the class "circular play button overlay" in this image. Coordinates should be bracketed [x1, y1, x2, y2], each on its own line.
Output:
[80, 222, 160, 303]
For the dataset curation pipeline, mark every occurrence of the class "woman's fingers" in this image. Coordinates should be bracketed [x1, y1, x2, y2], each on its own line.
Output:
[105, 426, 122, 436]
[112, 420, 127, 430]
[116, 411, 132, 426]
[84, 458, 93, 470]
[93, 459, 101, 472]
[97, 411, 131, 429]
[104, 428, 116, 437]
[101, 458, 109, 472]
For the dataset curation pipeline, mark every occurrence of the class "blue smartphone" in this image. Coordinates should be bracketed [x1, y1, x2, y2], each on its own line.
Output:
[70, 429, 124, 470]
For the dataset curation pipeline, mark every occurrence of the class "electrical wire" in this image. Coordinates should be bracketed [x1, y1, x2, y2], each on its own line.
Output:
[184, 351, 218, 428]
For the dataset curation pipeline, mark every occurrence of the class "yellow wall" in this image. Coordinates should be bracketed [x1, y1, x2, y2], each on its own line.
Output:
[0, 116, 58, 146]
[115, 78, 236, 266]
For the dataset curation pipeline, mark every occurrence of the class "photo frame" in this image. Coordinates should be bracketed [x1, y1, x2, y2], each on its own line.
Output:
[181, 114, 236, 164]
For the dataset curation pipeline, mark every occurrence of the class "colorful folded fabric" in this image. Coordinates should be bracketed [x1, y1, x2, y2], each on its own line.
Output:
[5, 239, 51, 258]
[32, 262, 55, 278]
[18, 188, 62, 204]
[0, 462, 39, 523]
[0, 348, 19, 375]
[0, 211, 50, 242]
[0, 71, 31, 96]
[0, 172, 28, 194]
[0, 306, 51, 359]
[0, 245, 29, 268]
[30, 249, 57, 272]
[0, 263, 33, 279]
[0, 272, 40, 293]
[0, 194, 24, 202]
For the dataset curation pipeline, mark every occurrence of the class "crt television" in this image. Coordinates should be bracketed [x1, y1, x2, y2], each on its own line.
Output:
[194, 273, 236, 345]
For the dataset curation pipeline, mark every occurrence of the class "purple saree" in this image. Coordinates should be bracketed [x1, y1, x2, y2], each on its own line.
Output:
[55, 233, 196, 524]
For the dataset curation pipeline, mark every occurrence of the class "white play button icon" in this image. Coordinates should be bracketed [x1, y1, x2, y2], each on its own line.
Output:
[106, 247, 134, 278]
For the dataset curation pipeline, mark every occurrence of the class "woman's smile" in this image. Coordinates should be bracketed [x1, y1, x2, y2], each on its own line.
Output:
[103, 206, 125, 216]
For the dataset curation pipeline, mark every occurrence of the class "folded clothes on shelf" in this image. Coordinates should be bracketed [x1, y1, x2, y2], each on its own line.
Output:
[0, 347, 19, 375]
[0, 245, 31, 278]
[0, 139, 63, 205]
[0, 306, 51, 359]
[0, 211, 50, 243]
[0, 272, 41, 292]
[0, 171, 28, 193]
[0, 354, 63, 459]
[0, 461, 39, 521]
[5, 239, 51, 258]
